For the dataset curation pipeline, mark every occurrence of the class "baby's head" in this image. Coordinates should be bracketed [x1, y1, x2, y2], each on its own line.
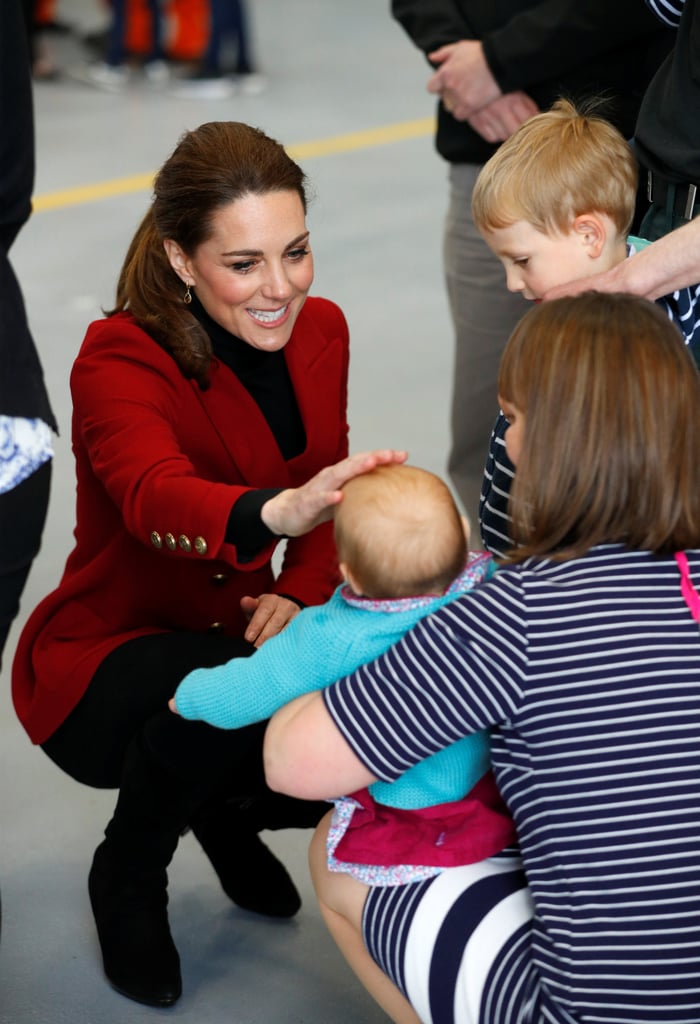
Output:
[472, 99, 637, 300]
[334, 464, 467, 600]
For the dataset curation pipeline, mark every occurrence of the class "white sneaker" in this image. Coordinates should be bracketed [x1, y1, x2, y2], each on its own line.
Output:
[171, 73, 235, 100]
[237, 72, 267, 96]
[144, 60, 170, 86]
[69, 61, 129, 92]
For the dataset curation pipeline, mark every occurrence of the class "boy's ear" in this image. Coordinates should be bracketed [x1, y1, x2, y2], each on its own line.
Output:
[572, 213, 607, 258]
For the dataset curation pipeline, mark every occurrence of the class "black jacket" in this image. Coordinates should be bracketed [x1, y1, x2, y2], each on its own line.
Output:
[392, 0, 675, 165]
[1, 0, 57, 428]
[635, 0, 700, 183]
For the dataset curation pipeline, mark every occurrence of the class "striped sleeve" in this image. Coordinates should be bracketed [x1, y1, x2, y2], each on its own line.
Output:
[645, 0, 684, 26]
[323, 571, 528, 781]
[479, 413, 514, 558]
[658, 283, 700, 367]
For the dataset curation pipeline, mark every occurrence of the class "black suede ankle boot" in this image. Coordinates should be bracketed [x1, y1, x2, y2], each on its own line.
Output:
[88, 732, 196, 1006]
[191, 806, 302, 918]
[88, 839, 182, 1007]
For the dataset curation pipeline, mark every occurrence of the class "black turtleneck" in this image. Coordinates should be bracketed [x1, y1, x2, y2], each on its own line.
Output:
[192, 296, 305, 460]
[190, 297, 306, 565]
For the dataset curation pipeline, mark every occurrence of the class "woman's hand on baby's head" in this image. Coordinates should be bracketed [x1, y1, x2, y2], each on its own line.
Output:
[261, 449, 408, 538]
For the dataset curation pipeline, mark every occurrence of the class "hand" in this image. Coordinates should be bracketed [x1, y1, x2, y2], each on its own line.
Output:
[467, 91, 539, 143]
[240, 593, 301, 647]
[260, 449, 408, 538]
[168, 697, 180, 714]
[427, 40, 501, 120]
[542, 264, 626, 301]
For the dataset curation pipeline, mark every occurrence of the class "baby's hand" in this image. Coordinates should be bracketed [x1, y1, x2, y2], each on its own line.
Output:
[168, 697, 180, 715]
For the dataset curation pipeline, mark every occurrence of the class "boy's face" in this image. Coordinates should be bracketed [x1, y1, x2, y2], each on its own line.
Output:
[481, 220, 599, 301]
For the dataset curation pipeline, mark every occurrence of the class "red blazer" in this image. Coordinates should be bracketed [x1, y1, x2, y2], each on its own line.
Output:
[12, 296, 349, 744]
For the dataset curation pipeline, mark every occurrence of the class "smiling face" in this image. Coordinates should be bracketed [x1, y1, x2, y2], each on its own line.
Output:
[164, 190, 314, 352]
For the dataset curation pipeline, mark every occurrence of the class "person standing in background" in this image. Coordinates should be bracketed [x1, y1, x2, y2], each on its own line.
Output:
[634, 0, 700, 239]
[174, 0, 265, 100]
[543, 0, 700, 298]
[70, 0, 169, 91]
[391, 0, 674, 524]
[2, 0, 56, 672]
[479, 0, 699, 554]
[1, 0, 57, 942]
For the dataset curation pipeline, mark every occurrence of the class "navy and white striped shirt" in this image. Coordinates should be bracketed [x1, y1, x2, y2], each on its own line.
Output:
[324, 545, 700, 1023]
[646, 0, 684, 27]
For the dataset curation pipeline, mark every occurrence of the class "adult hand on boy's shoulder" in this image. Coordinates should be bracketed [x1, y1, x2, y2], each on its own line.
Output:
[543, 263, 631, 302]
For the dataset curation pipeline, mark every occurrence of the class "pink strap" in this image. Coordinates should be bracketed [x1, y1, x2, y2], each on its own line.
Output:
[674, 551, 700, 625]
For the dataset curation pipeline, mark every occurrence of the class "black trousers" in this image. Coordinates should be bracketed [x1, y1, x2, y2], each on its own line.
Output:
[41, 630, 325, 835]
[0, 459, 52, 672]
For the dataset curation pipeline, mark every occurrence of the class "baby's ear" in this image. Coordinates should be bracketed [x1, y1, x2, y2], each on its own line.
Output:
[461, 514, 472, 544]
[340, 561, 363, 596]
[572, 213, 607, 258]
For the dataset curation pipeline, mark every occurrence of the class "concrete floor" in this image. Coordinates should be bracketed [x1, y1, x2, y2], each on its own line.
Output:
[0, 2, 460, 1021]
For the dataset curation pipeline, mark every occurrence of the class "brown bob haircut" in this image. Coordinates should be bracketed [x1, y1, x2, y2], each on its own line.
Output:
[498, 292, 700, 561]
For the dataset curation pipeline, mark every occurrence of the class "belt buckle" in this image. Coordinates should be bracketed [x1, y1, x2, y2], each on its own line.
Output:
[684, 183, 697, 220]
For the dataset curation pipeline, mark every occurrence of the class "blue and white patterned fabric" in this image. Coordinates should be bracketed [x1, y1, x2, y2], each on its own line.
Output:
[646, 0, 684, 27]
[0, 416, 53, 494]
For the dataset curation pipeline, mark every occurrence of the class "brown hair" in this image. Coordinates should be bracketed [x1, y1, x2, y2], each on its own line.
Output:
[334, 465, 467, 599]
[107, 121, 309, 388]
[498, 292, 700, 560]
[472, 98, 637, 238]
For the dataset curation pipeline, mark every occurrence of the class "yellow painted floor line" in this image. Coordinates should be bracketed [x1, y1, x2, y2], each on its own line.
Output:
[32, 117, 435, 214]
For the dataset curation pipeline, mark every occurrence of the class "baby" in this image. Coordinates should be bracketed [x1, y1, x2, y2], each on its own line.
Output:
[171, 464, 515, 885]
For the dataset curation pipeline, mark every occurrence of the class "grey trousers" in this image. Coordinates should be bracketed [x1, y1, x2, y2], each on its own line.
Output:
[443, 163, 524, 524]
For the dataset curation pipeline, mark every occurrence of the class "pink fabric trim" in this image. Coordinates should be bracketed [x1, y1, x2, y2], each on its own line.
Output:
[333, 771, 517, 869]
[675, 551, 700, 624]
[340, 550, 493, 614]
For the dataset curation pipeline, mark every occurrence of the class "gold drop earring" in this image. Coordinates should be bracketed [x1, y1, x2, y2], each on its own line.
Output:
[183, 281, 193, 305]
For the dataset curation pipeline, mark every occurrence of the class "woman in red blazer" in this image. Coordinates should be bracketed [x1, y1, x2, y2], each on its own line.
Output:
[11, 121, 356, 1008]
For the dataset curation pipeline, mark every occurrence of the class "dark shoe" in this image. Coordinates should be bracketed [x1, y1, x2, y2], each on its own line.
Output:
[36, 18, 73, 34]
[191, 810, 301, 918]
[88, 841, 182, 1007]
